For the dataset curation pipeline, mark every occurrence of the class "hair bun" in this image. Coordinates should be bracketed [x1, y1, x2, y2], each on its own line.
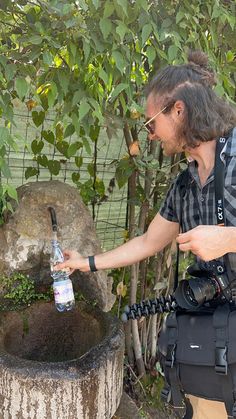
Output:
[187, 49, 216, 86]
[187, 50, 209, 68]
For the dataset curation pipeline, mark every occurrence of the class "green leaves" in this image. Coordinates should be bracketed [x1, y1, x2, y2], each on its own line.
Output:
[64, 124, 75, 139]
[56, 141, 69, 157]
[116, 0, 128, 16]
[47, 160, 60, 175]
[116, 21, 129, 43]
[110, 83, 129, 101]
[92, 0, 100, 9]
[0, 0, 234, 218]
[37, 155, 48, 167]
[141, 23, 152, 45]
[99, 18, 112, 39]
[31, 139, 44, 155]
[112, 50, 127, 74]
[168, 45, 179, 62]
[146, 45, 156, 65]
[15, 78, 28, 100]
[0, 272, 50, 308]
[5, 184, 18, 201]
[67, 142, 82, 158]
[115, 156, 135, 188]
[43, 51, 53, 66]
[29, 35, 42, 45]
[176, 11, 185, 24]
[0, 157, 11, 178]
[75, 156, 83, 168]
[79, 98, 91, 120]
[104, 1, 114, 18]
[58, 70, 70, 95]
[42, 130, 55, 144]
[25, 167, 39, 180]
[0, 127, 11, 146]
[32, 111, 45, 127]
[226, 51, 235, 63]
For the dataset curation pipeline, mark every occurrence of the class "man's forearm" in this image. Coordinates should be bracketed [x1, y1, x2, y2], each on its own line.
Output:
[90, 234, 156, 271]
[87, 215, 179, 271]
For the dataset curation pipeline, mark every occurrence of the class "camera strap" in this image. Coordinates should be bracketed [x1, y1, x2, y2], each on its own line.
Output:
[214, 135, 235, 287]
[215, 135, 227, 226]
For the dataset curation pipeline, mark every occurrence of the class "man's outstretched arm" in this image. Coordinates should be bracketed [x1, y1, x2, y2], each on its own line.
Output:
[55, 214, 179, 273]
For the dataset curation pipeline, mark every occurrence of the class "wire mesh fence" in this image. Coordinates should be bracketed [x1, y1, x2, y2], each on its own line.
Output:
[4, 106, 131, 250]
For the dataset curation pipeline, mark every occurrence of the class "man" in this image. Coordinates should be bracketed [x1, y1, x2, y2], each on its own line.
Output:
[55, 51, 236, 418]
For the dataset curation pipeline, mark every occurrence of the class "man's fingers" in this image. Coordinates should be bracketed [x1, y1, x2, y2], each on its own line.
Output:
[63, 250, 72, 258]
[178, 243, 192, 252]
[54, 262, 66, 270]
[176, 233, 190, 243]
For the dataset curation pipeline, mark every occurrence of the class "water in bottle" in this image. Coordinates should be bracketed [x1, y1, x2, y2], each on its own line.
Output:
[50, 238, 75, 312]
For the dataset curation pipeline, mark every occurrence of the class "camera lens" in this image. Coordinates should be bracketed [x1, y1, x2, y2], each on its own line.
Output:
[174, 277, 218, 310]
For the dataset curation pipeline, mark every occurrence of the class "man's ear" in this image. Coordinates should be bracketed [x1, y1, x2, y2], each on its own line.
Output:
[171, 100, 185, 122]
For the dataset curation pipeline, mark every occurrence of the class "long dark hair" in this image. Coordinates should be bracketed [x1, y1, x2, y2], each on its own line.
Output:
[146, 51, 236, 147]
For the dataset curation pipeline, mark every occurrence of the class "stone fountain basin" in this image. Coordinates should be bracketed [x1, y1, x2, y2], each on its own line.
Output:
[0, 301, 125, 419]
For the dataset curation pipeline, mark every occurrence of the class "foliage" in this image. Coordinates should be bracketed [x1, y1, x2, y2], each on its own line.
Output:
[0, 272, 51, 310]
[0, 272, 97, 311]
[0, 0, 235, 219]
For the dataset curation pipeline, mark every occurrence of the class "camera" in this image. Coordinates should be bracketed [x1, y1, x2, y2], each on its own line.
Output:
[120, 261, 234, 323]
[174, 261, 232, 310]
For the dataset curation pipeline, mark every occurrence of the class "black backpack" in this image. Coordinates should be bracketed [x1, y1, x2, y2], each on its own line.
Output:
[158, 303, 236, 418]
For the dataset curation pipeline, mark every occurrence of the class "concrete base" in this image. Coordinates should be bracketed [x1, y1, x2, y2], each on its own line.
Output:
[0, 301, 125, 419]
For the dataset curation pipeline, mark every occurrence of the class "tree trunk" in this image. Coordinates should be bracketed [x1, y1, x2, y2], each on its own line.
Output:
[123, 124, 145, 376]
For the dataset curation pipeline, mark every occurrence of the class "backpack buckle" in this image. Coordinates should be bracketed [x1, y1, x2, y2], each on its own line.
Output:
[161, 386, 171, 403]
[231, 288, 236, 303]
[165, 343, 176, 368]
[215, 346, 228, 375]
[232, 401, 236, 418]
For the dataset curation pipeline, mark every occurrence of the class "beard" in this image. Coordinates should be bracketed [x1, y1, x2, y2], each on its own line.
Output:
[163, 116, 186, 155]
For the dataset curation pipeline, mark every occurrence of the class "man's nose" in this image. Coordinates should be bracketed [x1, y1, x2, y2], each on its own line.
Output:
[147, 131, 157, 140]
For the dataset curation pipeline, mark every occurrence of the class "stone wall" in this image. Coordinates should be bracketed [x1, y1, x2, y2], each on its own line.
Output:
[0, 181, 115, 311]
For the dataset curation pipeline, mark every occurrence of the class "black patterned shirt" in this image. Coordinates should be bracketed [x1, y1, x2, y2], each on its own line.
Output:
[159, 127, 236, 271]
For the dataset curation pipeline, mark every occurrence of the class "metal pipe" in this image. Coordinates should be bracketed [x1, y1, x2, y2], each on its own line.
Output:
[48, 207, 57, 232]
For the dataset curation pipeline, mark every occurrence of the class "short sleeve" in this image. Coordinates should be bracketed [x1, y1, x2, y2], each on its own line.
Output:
[158, 168, 190, 223]
[159, 178, 180, 222]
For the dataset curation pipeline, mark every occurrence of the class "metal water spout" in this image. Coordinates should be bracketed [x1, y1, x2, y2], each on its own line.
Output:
[48, 206, 58, 233]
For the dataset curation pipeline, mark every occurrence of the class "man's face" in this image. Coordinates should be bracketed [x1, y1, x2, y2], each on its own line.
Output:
[145, 94, 186, 156]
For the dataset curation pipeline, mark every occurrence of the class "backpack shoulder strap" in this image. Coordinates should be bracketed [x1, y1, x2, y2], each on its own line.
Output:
[161, 312, 187, 418]
[213, 304, 236, 419]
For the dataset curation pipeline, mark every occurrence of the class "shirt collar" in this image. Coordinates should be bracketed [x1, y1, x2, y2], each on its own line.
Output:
[188, 160, 214, 188]
[187, 127, 236, 173]
[221, 127, 236, 157]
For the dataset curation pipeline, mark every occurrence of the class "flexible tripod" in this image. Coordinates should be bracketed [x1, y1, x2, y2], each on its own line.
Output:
[121, 294, 178, 322]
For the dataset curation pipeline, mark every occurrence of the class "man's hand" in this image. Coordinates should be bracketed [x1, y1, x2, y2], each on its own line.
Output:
[54, 250, 89, 273]
[176, 225, 236, 261]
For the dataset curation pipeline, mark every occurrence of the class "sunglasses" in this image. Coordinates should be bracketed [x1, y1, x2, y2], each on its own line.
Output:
[142, 106, 167, 135]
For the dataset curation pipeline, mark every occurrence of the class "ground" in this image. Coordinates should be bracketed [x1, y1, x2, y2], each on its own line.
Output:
[113, 392, 177, 419]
